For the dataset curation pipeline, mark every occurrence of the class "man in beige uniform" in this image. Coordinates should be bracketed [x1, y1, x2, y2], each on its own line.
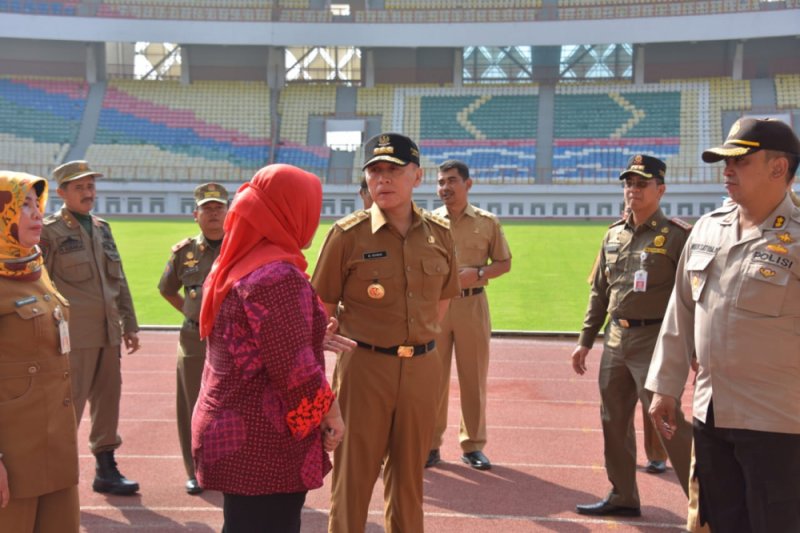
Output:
[571, 154, 692, 516]
[158, 183, 228, 495]
[313, 133, 459, 533]
[40, 160, 140, 495]
[648, 118, 800, 532]
[426, 159, 511, 471]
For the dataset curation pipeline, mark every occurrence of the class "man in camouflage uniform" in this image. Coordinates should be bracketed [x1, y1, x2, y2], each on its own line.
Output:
[158, 183, 228, 495]
[41, 160, 140, 495]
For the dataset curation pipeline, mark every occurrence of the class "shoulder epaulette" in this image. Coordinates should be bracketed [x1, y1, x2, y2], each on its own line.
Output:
[335, 210, 369, 232]
[669, 217, 692, 231]
[93, 216, 109, 226]
[171, 237, 193, 253]
[474, 206, 498, 221]
[608, 218, 626, 228]
[708, 202, 737, 217]
[43, 215, 59, 226]
[424, 210, 450, 229]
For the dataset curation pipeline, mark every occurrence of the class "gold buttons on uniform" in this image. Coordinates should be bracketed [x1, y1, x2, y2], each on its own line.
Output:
[189, 289, 197, 299]
[28, 366, 37, 374]
[64, 371, 70, 380]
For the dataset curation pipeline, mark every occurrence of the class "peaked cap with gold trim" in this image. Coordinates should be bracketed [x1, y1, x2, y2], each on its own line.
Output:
[362, 132, 420, 170]
[702, 117, 800, 163]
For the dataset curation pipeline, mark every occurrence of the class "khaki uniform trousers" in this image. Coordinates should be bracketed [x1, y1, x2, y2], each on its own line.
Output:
[642, 402, 667, 462]
[176, 328, 206, 479]
[687, 441, 711, 532]
[328, 345, 441, 533]
[600, 322, 691, 508]
[432, 291, 490, 452]
[70, 345, 123, 454]
[0, 484, 79, 533]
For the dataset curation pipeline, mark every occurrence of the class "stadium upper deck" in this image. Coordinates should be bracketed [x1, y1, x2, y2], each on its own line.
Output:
[0, 0, 796, 22]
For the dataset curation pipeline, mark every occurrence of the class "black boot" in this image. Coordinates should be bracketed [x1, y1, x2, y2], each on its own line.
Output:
[93, 450, 140, 495]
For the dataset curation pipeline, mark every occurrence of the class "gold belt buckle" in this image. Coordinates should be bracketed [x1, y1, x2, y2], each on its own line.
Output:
[397, 345, 414, 358]
[618, 318, 630, 328]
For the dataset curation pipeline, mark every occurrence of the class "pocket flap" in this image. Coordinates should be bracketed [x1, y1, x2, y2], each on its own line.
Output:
[355, 262, 394, 280]
[15, 305, 46, 320]
[422, 258, 448, 275]
[687, 252, 715, 272]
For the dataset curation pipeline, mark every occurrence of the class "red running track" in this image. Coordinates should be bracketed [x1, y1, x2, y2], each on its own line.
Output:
[77, 331, 691, 532]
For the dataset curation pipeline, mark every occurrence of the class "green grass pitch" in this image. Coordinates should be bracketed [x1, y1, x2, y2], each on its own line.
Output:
[110, 218, 610, 332]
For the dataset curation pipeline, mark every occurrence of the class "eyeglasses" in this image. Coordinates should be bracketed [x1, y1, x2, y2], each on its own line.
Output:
[622, 180, 656, 190]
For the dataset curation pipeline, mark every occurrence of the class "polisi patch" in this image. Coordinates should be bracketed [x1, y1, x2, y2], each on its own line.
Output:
[752, 250, 793, 270]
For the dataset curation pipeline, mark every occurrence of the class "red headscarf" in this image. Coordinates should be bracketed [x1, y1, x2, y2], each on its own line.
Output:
[199, 164, 323, 338]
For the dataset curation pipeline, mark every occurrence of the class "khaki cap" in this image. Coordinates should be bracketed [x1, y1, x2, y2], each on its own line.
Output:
[52, 160, 103, 186]
[194, 182, 229, 206]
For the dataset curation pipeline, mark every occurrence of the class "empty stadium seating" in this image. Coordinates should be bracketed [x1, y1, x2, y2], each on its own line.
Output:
[86, 79, 270, 180]
[0, 75, 88, 171]
[274, 85, 336, 176]
[776, 74, 800, 109]
[552, 85, 681, 182]
[411, 87, 539, 183]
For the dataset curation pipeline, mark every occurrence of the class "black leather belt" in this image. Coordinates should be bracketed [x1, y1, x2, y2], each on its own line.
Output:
[184, 318, 200, 329]
[460, 287, 484, 297]
[612, 317, 662, 329]
[355, 340, 436, 358]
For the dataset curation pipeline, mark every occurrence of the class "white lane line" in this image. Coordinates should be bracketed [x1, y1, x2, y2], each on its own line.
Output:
[80, 506, 681, 529]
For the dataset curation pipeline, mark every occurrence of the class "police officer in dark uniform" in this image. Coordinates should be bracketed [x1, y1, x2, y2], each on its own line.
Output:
[158, 183, 228, 495]
[571, 155, 693, 517]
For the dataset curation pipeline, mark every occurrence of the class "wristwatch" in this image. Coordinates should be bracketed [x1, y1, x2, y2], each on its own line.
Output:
[477, 267, 485, 279]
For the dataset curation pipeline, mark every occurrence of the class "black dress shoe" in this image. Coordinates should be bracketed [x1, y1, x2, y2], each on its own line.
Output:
[461, 451, 491, 470]
[185, 478, 203, 495]
[645, 460, 667, 474]
[576, 499, 641, 517]
[425, 449, 440, 468]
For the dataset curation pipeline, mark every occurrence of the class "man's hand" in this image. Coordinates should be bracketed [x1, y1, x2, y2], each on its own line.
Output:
[321, 400, 345, 453]
[323, 317, 356, 353]
[571, 345, 590, 375]
[649, 393, 678, 440]
[123, 331, 141, 354]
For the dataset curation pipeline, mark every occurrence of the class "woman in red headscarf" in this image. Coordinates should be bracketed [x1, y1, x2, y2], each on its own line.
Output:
[0, 172, 79, 532]
[192, 164, 353, 533]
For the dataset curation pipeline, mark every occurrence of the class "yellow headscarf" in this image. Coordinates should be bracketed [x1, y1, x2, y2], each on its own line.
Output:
[0, 171, 48, 280]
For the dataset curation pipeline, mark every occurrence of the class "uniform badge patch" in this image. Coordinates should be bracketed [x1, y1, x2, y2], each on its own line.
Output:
[57, 236, 84, 254]
[363, 251, 387, 260]
[653, 235, 666, 247]
[367, 283, 385, 299]
[777, 232, 793, 244]
[773, 216, 786, 228]
[767, 243, 788, 254]
[759, 267, 776, 278]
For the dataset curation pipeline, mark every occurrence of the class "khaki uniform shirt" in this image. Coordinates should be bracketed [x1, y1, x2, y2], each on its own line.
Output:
[0, 272, 78, 498]
[312, 203, 460, 346]
[432, 204, 511, 286]
[158, 233, 219, 325]
[579, 208, 690, 348]
[647, 193, 800, 434]
[41, 207, 138, 349]
[158, 233, 220, 357]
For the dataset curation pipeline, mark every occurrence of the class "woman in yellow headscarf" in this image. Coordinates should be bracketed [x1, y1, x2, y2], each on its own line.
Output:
[0, 171, 79, 533]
